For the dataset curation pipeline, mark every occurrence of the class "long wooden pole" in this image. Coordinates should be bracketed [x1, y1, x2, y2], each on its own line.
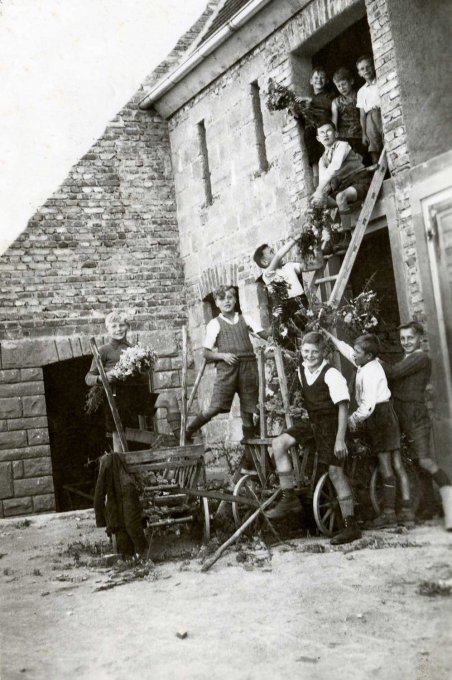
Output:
[201, 490, 279, 572]
[89, 337, 128, 453]
[186, 358, 207, 414]
[179, 326, 188, 447]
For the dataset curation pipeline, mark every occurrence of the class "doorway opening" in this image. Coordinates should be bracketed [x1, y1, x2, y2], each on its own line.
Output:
[44, 356, 106, 512]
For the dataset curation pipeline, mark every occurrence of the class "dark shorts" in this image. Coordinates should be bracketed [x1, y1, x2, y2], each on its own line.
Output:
[332, 170, 371, 203]
[364, 401, 400, 453]
[366, 108, 383, 153]
[105, 383, 159, 432]
[209, 358, 258, 414]
[393, 399, 432, 460]
[286, 410, 342, 468]
[281, 295, 308, 329]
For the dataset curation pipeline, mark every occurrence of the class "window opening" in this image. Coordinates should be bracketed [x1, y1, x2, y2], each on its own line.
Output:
[251, 81, 269, 172]
[197, 120, 213, 205]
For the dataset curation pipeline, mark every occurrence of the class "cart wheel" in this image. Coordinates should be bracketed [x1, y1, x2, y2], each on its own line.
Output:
[202, 497, 211, 543]
[313, 472, 342, 537]
[232, 474, 264, 529]
[370, 464, 421, 515]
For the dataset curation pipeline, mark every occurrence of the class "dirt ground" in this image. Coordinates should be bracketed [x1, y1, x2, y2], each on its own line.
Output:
[0, 510, 451, 680]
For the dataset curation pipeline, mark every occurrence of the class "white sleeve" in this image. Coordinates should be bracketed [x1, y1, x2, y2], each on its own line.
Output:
[349, 364, 380, 424]
[324, 368, 350, 404]
[203, 318, 221, 350]
[243, 314, 264, 335]
[356, 86, 365, 109]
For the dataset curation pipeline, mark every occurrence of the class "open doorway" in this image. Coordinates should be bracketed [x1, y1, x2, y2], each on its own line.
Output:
[349, 227, 402, 361]
[313, 16, 373, 82]
[44, 356, 106, 512]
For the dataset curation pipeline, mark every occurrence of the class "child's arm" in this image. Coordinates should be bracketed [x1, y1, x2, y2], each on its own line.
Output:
[359, 109, 368, 146]
[322, 329, 357, 367]
[266, 237, 298, 273]
[203, 318, 238, 365]
[382, 352, 430, 380]
[203, 347, 238, 365]
[331, 99, 339, 130]
[335, 400, 349, 460]
[348, 369, 380, 429]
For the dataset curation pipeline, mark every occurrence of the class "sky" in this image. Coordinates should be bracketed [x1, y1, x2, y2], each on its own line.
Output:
[0, 0, 208, 254]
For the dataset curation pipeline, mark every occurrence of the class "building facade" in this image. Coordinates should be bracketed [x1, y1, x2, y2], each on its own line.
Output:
[1, 0, 451, 515]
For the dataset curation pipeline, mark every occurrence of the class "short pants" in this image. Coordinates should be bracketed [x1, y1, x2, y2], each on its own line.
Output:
[364, 400, 400, 453]
[286, 409, 343, 467]
[331, 170, 371, 203]
[208, 357, 258, 414]
[393, 399, 432, 460]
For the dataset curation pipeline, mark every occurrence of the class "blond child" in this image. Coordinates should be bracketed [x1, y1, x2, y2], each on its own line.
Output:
[356, 55, 383, 164]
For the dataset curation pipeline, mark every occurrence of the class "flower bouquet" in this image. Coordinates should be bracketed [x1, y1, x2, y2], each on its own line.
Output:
[85, 344, 158, 415]
[265, 78, 318, 127]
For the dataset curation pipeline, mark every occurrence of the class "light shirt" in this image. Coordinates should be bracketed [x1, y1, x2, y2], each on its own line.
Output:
[262, 261, 305, 298]
[298, 359, 350, 404]
[356, 80, 380, 113]
[318, 140, 352, 188]
[331, 338, 391, 425]
[203, 313, 263, 350]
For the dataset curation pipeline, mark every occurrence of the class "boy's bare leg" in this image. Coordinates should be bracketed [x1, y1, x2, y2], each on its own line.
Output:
[369, 452, 397, 528]
[265, 434, 302, 519]
[329, 465, 361, 545]
[335, 187, 358, 231]
[392, 449, 415, 527]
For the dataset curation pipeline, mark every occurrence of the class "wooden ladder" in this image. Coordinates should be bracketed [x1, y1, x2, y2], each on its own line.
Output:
[310, 149, 388, 309]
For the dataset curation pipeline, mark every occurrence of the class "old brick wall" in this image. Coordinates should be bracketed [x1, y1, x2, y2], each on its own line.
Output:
[0, 90, 189, 515]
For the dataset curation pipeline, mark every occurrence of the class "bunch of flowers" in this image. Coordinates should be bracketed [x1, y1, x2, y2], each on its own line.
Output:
[84, 344, 158, 415]
[265, 79, 318, 127]
[305, 278, 380, 336]
[296, 206, 337, 259]
[109, 344, 158, 381]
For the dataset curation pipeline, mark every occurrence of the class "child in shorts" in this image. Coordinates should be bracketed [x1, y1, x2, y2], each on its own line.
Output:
[311, 121, 371, 231]
[331, 67, 365, 157]
[266, 331, 361, 545]
[325, 330, 415, 528]
[382, 321, 452, 530]
[356, 55, 383, 164]
[185, 286, 269, 442]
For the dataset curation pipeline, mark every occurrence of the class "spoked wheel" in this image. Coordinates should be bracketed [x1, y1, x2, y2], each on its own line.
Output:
[313, 472, 342, 537]
[369, 463, 421, 515]
[232, 473, 277, 529]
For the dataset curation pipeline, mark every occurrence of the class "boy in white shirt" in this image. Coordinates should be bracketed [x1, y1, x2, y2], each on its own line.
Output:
[356, 55, 383, 164]
[266, 331, 361, 545]
[325, 330, 415, 528]
[185, 286, 269, 442]
[253, 238, 308, 347]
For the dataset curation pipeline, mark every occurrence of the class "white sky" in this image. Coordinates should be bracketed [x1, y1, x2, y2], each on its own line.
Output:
[0, 0, 208, 254]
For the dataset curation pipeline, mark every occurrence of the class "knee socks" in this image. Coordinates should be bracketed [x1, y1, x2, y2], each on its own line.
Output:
[382, 475, 396, 512]
[186, 413, 211, 436]
[432, 469, 451, 488]
[337, 494, 354, 519]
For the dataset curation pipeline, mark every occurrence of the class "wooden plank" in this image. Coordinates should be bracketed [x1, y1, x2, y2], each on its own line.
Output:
[327, 150, 387, 309]
[89, 337, 128, 453]
[122, 444, 204, 465]
[186, 358, 207, 414]
[273, 346, 293, 429]
[124, 427, 161, 445]
[179, 326, 188, 446]
[256, 347, 266, 439]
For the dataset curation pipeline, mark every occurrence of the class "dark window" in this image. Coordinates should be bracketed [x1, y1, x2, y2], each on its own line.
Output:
[197, 120, 213, 205]
[251, 81, 269, 172]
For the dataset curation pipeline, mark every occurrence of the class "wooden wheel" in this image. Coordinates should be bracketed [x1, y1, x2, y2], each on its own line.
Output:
[232, 474, 265, 529]
[313, 472, 342, 537]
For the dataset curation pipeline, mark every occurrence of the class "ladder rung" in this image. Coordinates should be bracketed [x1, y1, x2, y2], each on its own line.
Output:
[314, 275, 339, 285]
